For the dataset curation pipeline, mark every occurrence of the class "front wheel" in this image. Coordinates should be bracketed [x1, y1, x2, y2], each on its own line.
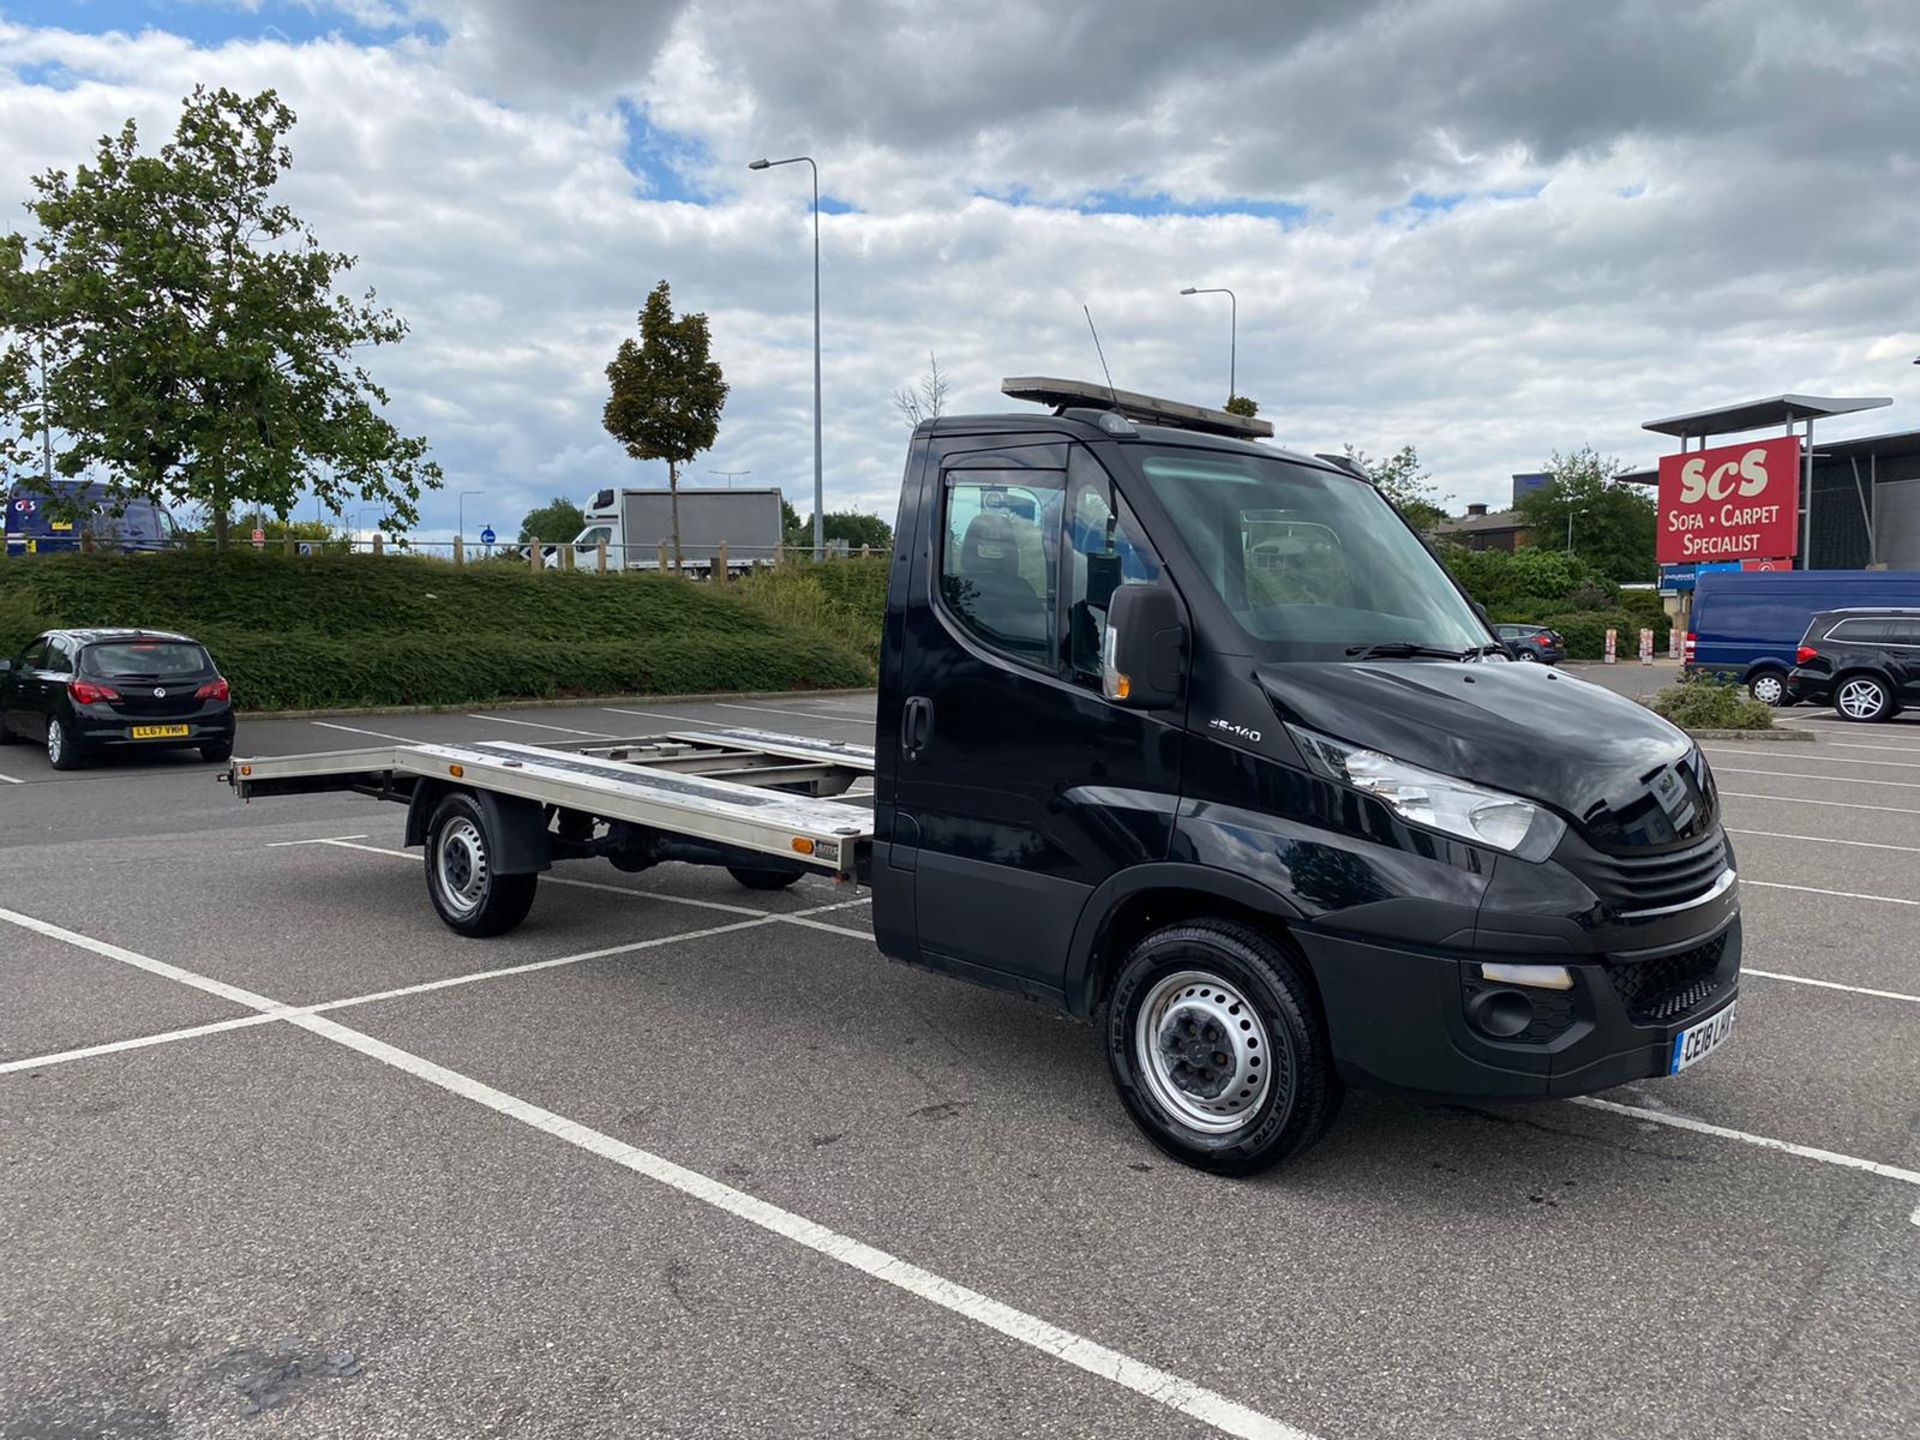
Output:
[1106, 919, 1342, 1175]
[1835, 673, 1893, 723]
[424, 792, 538, 936]
[1747, 671, 1786, 707]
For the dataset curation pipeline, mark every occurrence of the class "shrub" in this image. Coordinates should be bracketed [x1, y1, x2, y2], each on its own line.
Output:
[1647, 673, 1775, 731]
[1538, 609, 1671, 660]
[736, 558, 887, 665]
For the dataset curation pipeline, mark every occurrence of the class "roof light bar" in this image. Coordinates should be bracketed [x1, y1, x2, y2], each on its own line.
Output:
[1001, 376, 1273, 440]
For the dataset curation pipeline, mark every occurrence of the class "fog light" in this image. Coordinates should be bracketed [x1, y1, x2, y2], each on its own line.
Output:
[1479, 962, 1573, 991]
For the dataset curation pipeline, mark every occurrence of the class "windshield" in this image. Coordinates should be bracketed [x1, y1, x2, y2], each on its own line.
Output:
[1133, 449, 1489, 660]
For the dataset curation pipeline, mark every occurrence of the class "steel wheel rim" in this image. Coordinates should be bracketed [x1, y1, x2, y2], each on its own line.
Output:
[1751, 675, 1783, 705]
[46, 722, 62, 764]
[1838, 679, 1883, 719]
[1134, 969, 1275, 1134]
[435, 817, 489, 914]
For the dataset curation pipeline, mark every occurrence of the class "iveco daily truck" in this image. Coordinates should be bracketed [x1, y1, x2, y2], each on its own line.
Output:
[231, 379, 1742, 1174]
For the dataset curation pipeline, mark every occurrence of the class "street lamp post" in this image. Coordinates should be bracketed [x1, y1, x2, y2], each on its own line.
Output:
[749, 154, 824, 561]
[1180, 286, 1237, 404]
[457, 490, 484, 559]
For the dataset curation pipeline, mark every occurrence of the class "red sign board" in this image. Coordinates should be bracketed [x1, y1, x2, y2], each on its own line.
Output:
[1657, 436, 1800, 565]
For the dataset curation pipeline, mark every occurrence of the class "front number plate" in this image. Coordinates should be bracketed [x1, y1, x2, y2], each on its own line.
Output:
[131, 724, 190, 740]
[1670, 1001, 1736, 1075]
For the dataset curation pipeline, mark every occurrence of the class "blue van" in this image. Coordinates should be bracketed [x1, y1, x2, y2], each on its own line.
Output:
[3, 483, 177, 557]
[1687, 569, 1920, 704]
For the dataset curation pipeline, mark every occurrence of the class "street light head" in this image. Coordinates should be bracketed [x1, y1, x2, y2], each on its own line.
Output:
[1179, 287, 1198, 295]
[748, 158, 771, 170]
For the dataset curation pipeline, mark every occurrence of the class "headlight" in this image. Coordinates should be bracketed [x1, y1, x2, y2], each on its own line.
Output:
[1288, 725, 1558, 854]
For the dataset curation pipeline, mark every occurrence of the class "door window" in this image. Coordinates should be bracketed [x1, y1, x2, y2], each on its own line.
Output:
[1064, 449, 1164, 685]
[938, 470, 1064, 668]
[1829, 618, 1892, 644]
[42, 638, 74, 675]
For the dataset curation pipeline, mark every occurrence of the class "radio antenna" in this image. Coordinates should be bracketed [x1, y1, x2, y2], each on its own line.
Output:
[1083, 305, 1118, 407]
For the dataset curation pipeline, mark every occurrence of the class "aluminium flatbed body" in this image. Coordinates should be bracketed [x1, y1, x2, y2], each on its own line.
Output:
[230, 725, 876, 883]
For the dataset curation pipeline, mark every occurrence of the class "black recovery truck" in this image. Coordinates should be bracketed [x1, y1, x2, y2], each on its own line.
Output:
[231, 378, 1742, 1174]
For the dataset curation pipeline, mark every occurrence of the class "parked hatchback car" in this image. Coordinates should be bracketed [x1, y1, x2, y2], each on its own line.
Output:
[1493, 623, 1565, 663]
[0, 629, 235, 769]
[1787, 608, 1920, 722]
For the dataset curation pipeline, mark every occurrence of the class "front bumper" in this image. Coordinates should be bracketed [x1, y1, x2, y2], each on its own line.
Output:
[1294, 913, 1741, 1099]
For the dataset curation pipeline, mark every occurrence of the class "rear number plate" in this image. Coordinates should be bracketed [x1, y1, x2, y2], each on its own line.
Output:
[1670, 1001, 1736, 1074]
[131, 724, 190, 740]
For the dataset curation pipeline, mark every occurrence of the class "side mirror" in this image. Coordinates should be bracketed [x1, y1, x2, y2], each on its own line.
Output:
[1103, 584, 1185, 710]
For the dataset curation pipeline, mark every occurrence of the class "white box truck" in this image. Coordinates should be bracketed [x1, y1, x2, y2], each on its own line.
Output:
[564, 486, 785, 572]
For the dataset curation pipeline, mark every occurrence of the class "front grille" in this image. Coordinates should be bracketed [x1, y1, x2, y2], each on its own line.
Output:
[1607, 935, 1728, 1023]
[1566, 830, 1728, 912]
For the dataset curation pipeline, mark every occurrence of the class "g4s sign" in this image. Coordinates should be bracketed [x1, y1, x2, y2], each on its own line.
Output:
[1657, 435, 1800, 564]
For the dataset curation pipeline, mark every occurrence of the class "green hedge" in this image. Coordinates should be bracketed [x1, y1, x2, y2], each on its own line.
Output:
[0, 551, 872, 710]
[1535, 609, 1672, 661]
[1647, 674, 1774, 731]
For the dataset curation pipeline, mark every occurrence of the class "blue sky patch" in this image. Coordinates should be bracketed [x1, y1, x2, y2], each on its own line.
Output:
[1377, 183, 1544, 224]
[616, 99, 711, 205]
[979, 185, 1308, 224]
[2, 1, 444, 51]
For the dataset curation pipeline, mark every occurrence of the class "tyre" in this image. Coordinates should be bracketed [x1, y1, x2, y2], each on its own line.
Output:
[1106, 919, 1342, 1176]
[46, 716, 81, 771]
[1834, 673, 1893, 723]
[424, 792, 538, 936]
[201, 743, 233, 763]
[726, 865, 804, 891]
[0, 714, 15, 745]
[1516, 649, 1538, 662]
[1747, 671, 1787, 707]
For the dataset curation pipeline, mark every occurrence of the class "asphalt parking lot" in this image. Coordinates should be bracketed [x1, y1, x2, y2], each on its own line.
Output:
[3, 676, 1918, 1439]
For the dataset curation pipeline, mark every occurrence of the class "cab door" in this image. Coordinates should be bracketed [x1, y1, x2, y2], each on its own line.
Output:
[887, 441, 1185, 1003]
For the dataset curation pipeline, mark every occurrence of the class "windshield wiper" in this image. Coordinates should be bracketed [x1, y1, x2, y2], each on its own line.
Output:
[1344, 640, 1473, 661]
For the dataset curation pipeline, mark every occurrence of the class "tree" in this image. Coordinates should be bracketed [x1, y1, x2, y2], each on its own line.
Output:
[1343, 444, 1450, 531]
[519, 496, 586, 544]
[1514, 444, 1656, 583]
[602, 280, 728, 572]
[0, 87, 442, 549]
[1224, 395, 1259, 418]
[784, 509, 893, 552]
[892, 352, 950, 428]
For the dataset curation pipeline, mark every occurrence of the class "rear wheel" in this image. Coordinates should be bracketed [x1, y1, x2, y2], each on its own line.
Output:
[46, 717, 81, 771]
[726, 865, 804, 891]
[1106, 919, 1342, 1175]
[424, 792, 538, 936]
[1835, 673, 1893, 723]
[1747, 670, 1787, 707]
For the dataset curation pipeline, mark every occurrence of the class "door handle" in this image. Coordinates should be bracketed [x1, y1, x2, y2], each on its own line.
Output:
[902, 696, 934, 760]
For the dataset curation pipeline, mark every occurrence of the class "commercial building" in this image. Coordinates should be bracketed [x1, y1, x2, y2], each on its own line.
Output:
[1430, 502, 1528, 552]
[1617, 393, 1920, 586]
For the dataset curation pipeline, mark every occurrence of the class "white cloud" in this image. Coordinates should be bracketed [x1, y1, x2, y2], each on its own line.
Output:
[1, 1, 1917, 543]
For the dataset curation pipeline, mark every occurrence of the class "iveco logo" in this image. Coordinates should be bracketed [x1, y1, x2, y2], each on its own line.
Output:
[154, 687, 166, 698]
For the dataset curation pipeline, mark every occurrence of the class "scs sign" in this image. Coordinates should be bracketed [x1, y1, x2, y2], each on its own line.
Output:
[1657, 435, 1800, 564]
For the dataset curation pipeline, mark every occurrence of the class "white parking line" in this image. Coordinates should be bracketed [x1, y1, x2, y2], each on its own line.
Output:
[0, 905, 1316, 1440]
[1826, 740, 1920, 756]
[0, 770, 23, 784]
[600, 706, 728, 729]
[1745, 880, 1920, 907]
[1706, 747, 1920, 771]
[1570, 1097, 1920, 1195]
[311, 720, 419, 743]
[1728, 828, 1920, 855]
[1745, 970, 1920, 1005]
[1721, 791, 1920, 816]
[0, 1012, 285, 1076]
[1715, 766, 1920, 791]
[265, 833, 371, 848]
[468, 713, 615, 738]
[713, 701, 875, 725]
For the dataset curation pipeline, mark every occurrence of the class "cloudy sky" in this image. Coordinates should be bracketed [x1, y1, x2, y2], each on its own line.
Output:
[2, 0, 1917, 539]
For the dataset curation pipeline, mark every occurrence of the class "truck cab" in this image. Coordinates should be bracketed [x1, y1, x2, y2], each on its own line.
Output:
[869, 378, 1740, 1171]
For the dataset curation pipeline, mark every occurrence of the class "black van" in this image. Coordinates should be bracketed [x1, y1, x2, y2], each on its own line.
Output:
[1788, 608, 1920, 721]
[872, 379, 1740, 1171]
